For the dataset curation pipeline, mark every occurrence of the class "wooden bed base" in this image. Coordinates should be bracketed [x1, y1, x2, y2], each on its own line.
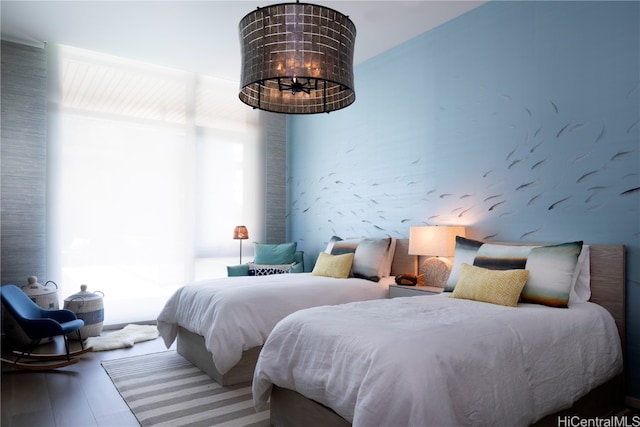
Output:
[176, 238, 419, 386]
[269, 244, 627, 426]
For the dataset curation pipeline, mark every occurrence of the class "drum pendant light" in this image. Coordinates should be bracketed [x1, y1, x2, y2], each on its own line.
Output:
[238, 1, 356, 114]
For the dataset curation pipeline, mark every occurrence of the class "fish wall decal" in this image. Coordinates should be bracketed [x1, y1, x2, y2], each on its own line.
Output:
[556, 121, 572, 138]
[520, 228, 541, 239]
[577, 170, 599, 183]
[595, 126, 606, 143]
[488, 200, 506, 211]
[548, 196, 571, 210]
[484, 194, 503, 202]
[531, 159, 547, 170]
[611, 151, 634, 161]
[527, 194, 542, 206]
[516, 181, 536, 191]
[620, 187, 640, 196]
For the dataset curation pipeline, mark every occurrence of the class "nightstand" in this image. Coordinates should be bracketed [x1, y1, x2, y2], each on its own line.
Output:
[389, 284, 443, 298]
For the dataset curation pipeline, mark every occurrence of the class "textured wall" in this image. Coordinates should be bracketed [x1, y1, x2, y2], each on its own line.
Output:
[287, 2, 639, 400]
[262, 112, 287, 243]
[1, 41, 48, 286]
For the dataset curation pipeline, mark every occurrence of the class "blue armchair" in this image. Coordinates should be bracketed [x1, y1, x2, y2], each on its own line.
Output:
[1, 284, 91, 370]
[227, 242, 304, 276]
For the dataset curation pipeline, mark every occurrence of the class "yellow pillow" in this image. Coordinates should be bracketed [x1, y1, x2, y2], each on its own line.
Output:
[312, 252, 354, 279]
[451, 263, 529, 307]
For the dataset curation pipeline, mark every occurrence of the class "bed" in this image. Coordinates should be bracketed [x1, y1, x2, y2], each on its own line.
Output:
[157, 237, 417, 386]
[253, 242, 626, 426]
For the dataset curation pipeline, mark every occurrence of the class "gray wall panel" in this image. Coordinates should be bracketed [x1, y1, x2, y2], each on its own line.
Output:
[1, 40, 48, 285]
[262, 112, 287, 243]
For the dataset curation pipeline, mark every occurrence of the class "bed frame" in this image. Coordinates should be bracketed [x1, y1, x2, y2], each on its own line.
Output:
[176, 238, 418, 386]
[269, 244, 626, 426]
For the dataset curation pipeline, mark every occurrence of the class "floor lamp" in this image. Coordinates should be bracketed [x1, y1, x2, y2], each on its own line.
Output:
[233, 225, 249, 264]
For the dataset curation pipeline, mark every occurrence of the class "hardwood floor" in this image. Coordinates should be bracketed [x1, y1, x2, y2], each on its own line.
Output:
[1, 330, 174, 427]
[3, 332, 639, 427]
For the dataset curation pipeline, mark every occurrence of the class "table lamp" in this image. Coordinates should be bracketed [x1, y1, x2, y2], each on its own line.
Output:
[408, 225, 466, 287]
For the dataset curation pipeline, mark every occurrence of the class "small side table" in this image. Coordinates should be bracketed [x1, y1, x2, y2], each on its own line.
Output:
[389, 284, 443, 298]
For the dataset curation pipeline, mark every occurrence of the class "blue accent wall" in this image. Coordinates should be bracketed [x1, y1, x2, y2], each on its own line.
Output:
[286, 2, 640, 400]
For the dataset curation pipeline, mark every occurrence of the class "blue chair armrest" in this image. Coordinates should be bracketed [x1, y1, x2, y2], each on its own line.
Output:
[227, 263, 250, 276]
[293, 251, 304, 272]
[44, 308, 78, 323]
[290, 261, 304, 273]
[227, 250, 304, 276]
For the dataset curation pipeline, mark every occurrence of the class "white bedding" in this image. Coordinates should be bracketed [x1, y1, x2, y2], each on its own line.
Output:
[253, 293, 623, 427]
[157, 273, 391, 374]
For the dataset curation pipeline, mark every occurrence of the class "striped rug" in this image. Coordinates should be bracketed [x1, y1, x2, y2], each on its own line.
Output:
[102, 350, 270, 427]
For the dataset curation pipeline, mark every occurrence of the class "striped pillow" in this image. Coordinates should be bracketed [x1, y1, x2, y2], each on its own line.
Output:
[521, 241, 583, 308]
[446, 239, 584, 308]
[328, 237, 361, 255]
[445, 236, 484, 292]
[472, 243, 536, 270]
[352, 237, 396, 281]
[326, 236, 396, 282]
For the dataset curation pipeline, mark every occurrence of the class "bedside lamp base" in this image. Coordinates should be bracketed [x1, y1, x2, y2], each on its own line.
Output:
[419, 257, 453, 288]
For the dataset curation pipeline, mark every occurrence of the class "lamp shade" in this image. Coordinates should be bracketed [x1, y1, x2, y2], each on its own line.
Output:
[238, 2, 356, 114]
[233, 225, 249, 240]
[408, 226, 466, 257]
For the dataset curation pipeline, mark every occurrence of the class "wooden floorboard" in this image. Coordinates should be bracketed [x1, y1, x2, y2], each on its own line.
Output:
[1, 332, 173, 427]
[3, 331, 638, 426]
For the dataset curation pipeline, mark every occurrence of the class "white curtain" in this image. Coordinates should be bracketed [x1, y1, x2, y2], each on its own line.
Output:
[47, 45, 264, 325]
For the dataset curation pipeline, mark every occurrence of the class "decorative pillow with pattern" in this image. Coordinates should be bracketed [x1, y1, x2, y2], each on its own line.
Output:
[570, 245, 591, 303]
[311, 252, 354, 279]
[324, 236, 350, 254]
[521, 241, 583, 308]
[248, 262, 296, 276]
[328, 237, 361, 255]
[473, 243, 536, 270]
[445, 236, 484, 292]
[451, 263, 529, 307]
[352, 237, 396, 282]
[446, 239, 586, 308]
[326, 236, 396, 281]
[325, 236, 397, 282]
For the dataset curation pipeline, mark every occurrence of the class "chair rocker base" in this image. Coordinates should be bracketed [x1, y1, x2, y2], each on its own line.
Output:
[1, 355, 80, 370]
[1, 345, 93, 370]
[12, 345, 93, 360]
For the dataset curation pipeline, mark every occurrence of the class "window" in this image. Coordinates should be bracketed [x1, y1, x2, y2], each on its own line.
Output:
[48, 45, 265, 325]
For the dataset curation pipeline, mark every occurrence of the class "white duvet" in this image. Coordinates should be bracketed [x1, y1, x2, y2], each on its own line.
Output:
[253, 293, 622, 427]
[157, 273, 391, 374]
